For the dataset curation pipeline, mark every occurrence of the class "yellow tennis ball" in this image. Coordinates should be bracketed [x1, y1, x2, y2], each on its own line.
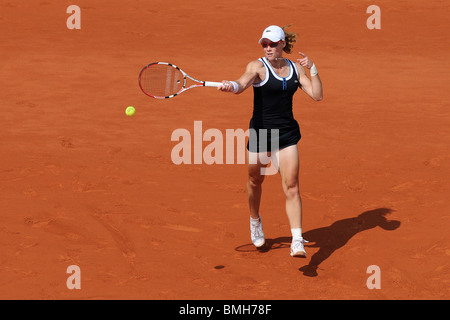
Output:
[125, 106, 135, 116]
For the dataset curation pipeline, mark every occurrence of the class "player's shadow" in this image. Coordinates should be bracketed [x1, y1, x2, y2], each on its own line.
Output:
[234, 208, 400, 277]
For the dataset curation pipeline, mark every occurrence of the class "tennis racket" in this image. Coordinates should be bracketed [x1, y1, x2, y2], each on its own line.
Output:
[138, 62, 222, 99]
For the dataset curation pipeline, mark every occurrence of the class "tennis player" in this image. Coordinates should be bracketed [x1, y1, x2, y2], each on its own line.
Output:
[219, 25, 323, 257]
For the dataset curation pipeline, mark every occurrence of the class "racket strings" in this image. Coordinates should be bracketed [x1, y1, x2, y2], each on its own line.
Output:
[140, 64, 184, 97]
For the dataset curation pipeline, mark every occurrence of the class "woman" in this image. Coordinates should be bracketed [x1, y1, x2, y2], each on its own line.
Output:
[219, 25, 323, 257]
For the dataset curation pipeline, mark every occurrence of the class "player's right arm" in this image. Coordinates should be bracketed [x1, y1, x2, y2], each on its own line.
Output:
[219, 60, 262, 94]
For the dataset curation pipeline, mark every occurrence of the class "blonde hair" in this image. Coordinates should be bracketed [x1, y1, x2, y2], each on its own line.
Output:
[282, 25, 297, 54]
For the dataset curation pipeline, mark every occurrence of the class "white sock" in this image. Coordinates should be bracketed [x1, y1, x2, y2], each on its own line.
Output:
[250, 215, 261, 225]
[291, 228, 302, 240]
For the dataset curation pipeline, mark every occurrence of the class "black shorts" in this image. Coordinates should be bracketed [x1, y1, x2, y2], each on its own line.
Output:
[246, 118, 301, 153]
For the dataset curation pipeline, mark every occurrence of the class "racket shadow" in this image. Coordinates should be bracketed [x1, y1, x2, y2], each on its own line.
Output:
[234, 237, 291, 253]
[234, 208, 401, 277]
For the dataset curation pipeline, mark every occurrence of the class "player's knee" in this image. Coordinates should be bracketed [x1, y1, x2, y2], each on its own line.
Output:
[284, 181, 300, 200]
[248, 174, 264, 188]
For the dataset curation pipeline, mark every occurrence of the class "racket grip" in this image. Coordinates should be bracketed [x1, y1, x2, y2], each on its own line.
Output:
[204, 81, 222, 87]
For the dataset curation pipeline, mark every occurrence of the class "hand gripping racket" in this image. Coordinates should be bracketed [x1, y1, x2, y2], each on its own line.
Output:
[138, 62, 222, 99]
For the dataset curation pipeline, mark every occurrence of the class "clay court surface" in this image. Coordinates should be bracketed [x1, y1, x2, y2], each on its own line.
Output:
[1, 0, 449, 300]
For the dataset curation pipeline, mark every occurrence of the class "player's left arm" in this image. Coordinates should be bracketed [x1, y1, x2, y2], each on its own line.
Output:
[296, 52, 323, 101]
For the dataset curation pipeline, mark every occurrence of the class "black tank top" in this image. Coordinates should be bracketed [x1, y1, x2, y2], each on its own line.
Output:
[251, 57, 300, 130]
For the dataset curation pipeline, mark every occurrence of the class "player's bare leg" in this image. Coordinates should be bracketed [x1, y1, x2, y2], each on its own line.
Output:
[247, 151, 269, 248]
[275, 145, 307, 257]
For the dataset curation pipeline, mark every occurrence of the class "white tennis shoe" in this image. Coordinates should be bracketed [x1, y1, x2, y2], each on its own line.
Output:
[250, 216, 265, 248]
[290, 237, 308, 257]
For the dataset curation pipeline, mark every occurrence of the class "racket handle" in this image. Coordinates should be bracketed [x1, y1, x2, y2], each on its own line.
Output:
[204, 81, 222, 87]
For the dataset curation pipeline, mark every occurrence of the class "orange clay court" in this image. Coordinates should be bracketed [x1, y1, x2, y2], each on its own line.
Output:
[0, 0, 449, 300]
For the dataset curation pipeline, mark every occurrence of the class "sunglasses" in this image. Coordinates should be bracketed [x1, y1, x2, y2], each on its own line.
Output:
[261, 40, 282, 48]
